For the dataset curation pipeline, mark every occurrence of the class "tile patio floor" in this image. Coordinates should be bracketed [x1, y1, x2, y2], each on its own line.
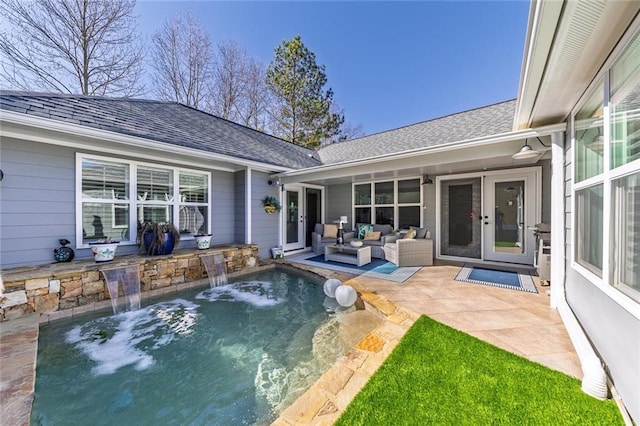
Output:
[1, 260, 582, 426]
[275, 259, 581, 425]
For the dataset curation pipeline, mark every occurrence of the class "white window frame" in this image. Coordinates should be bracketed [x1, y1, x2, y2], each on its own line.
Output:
[352, 177, 423, 229]
[570, 22, 640, 317]
[76, 153, 211, 248]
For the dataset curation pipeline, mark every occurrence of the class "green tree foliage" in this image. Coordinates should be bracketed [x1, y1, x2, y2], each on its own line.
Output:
[266, 35, 344, 148]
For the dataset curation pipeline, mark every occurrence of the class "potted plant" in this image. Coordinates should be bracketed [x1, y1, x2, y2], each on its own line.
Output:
[137, 222, 181, 256]
[194, 233, 212, 250]
[88, 237, 119, 262]
[261, 196, 281, 214]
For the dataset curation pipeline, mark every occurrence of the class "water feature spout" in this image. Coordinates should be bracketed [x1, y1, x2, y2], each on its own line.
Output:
[101, 265, 141, 314]
[201, 253, 228, 288]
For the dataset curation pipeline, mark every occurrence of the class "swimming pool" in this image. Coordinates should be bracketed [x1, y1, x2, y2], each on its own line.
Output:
[31, 268, 380, 425]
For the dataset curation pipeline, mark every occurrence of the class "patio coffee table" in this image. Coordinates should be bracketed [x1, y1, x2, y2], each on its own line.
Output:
[324, 244, 372, 267]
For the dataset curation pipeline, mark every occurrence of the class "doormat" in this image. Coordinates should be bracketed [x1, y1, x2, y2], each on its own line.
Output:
[455, 265, 538, 293]
[288, 253, 421, 283]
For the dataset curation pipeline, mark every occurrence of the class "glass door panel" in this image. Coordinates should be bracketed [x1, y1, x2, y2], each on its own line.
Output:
[493, 181, 525, 254]
[283, 188, 304, 251]
[440, 178, 482, 259]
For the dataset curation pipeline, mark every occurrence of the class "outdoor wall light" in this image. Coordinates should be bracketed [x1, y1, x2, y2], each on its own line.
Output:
[0, 169, 3, 182]
[421, 174, 433, 185]
[512, 139, 540, 160]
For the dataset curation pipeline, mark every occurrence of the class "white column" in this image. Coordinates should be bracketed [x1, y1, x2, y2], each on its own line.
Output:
[245, 167, 252, 244]
[550, 131, 565, 308]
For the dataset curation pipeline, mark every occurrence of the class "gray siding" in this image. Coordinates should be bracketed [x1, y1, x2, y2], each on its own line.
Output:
[210, 169, 235, 245]
[234, 170, 246, 244]
[326, 183, 351, 229]
[1, 139, 79, 267]
[422, 181, 437, 238]
[563, 137, 640, 421]
[251, 171, 279, 259]
[540, 159, 552, 224]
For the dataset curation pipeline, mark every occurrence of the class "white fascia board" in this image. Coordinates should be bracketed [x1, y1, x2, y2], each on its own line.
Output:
[277, 123, 567, 178]
[513, 0, 564, 130]
[0, 110, 292, 174]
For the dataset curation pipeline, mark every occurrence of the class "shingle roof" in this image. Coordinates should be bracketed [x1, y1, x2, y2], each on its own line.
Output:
[0, 91, 320, 170]
[316, 100, 516, 164]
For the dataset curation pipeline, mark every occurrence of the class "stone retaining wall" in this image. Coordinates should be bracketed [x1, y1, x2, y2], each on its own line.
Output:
[0, 245, 260, 322]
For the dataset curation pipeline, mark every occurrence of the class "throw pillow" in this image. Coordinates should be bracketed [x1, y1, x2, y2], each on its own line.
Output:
[357, 224, 374, 239]
[403, 228, 417, 239]
[364, 230, 381, 241]
[410, 227, 427, 239]
[323, 224, 338, 238]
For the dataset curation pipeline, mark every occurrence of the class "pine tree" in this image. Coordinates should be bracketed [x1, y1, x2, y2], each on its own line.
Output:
[266, 35, 343, 148]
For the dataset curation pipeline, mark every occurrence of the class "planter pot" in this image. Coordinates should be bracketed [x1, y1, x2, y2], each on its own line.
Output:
[89, 242, 119, 262]
[194, 234, 212, 250]
[143, 232, 175, 256]
[264, 205, 278, 214]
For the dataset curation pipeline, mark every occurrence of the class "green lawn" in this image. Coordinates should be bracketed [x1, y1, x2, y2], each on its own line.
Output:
[336, 315, 623, 425]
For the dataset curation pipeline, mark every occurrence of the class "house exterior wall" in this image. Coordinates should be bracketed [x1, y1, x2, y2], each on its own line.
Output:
[563, 138, 640, 421]
[234, 170, 246, 244]
[251, 171, 280, 259]
[1, 138, 79, 267]
[326, 183, 351, 229]
[0, 138, 239, 269]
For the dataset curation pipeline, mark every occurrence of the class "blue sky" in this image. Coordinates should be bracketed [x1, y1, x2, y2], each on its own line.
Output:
[135, 1, 530, 135]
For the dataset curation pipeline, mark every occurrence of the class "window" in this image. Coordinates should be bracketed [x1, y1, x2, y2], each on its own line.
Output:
[78, 155, 210, 246]
[352, 178, 422, 228]
[572, 29, 640, 304]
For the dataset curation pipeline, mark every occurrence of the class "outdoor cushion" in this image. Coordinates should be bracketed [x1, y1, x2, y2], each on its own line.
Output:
[323, 224, 338, 238]
[357, 223, 374, 239]
[403, 228, 416, 239]
[411, 226, 428, 239]
[372, 224, 393, 235]
[364, 230, 381, 241]
[314, 223, 324, 235]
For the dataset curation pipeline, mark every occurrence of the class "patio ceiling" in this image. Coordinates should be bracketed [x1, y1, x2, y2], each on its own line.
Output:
[277, 125, 564, 186]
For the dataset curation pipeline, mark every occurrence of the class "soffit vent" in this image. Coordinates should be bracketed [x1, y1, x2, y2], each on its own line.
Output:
[529, 1, 639, 127]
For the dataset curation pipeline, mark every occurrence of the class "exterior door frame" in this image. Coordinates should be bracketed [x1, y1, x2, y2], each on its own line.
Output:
[436, 167, 542, 265]
[282, 183, 324, 252]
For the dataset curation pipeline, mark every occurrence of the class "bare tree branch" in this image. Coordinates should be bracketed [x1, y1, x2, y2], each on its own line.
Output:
[0, 0, 144, 96]
[150, 11, 213, 108]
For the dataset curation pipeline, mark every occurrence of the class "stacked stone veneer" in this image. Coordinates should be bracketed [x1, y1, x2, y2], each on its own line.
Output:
[0, 245, 260, 322]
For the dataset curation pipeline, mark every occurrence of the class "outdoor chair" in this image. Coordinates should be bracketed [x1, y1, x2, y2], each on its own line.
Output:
[383, 238, 433, 267]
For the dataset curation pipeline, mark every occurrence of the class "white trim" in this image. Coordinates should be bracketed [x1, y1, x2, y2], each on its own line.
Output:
[277, 124, 567, 179]
[0, 110, 292, 173]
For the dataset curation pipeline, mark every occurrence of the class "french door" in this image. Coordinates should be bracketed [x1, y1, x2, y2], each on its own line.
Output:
[283, 187, 305, 251]
[438, 168, 540, 265]
[483, 172, 537, 264]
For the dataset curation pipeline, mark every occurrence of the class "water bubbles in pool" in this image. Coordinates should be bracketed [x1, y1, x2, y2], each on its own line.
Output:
[195, 280, 286, 307]
[65, 299, 199, 376]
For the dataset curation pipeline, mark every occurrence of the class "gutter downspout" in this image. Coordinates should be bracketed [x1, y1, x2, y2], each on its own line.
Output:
[550, 130, 608, 400]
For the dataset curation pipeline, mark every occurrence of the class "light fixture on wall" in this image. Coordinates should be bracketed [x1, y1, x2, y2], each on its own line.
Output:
[421, 174, 433, 185]
[512, 139, 540, 160]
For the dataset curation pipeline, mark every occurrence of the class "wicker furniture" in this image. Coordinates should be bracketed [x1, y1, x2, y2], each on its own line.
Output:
[311, 224, 355, 255]
[383, 239, 433, 267]
[325, 244, 372, 267]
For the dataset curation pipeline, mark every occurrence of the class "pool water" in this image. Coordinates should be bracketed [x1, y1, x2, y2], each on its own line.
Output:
[31, 268, 377, 425]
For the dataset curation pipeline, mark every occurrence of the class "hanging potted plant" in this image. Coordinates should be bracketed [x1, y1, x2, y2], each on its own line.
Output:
[137, 222, 181, 256]
[88, 237, 119, 262]
[194, 233, 212, 250]
[261, 196, 281, 214]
